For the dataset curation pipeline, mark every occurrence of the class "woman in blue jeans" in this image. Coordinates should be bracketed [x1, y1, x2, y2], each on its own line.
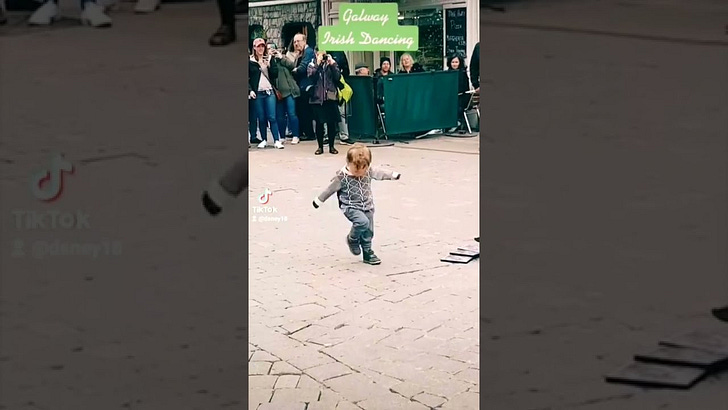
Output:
[249, 38, 283, 149]
[269, 42, 301, 144]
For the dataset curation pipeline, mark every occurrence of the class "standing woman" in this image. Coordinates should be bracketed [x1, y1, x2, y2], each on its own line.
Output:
[447, 54, 471, 129]
[249, 38, 283, 149]
[270, 42, 302, 144]
[398, 53, 424, 74]
[307, 52, 341, 155]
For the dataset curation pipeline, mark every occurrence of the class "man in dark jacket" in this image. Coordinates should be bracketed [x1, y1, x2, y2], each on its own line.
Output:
[469, 42, 480, 91]
[374, 57, 392, 106]
[292, 33, 317, 141]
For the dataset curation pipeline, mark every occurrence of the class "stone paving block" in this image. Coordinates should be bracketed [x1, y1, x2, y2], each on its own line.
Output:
[249, 375, 279, 389]
[270, 387, 322, 404]
[275, 375, 301, 389]
[451, 351, 479, 366]
[418, 353, 472, 374]
[391, 381, 426, 399]
[297, 374, 323, 389]
[307, 362, 354, 382]
[307, 401, 338, 410]
[335, 402, 361, 410]
[358, 392, 430, 410]
[419, 374, 471, 399]
[281, 321, 312, 335]
[288, 351, 336, 370]
[249, 361, 273, 376]
[323, 373, 382, 403]
[378, 329, 426, 349]
[256, 403, 306, 410]
[437, 337, 477, 354]
[250, 350, 279, 362]
[454, 368, 479, 385]
[317, 388, 348, 404]
[288, 324, 331, 342]
[413, 392, 448, 408]
[359, 368, 404, 390]
[406, 335, 448, 352]
[249, 388, 274, 407]
[270, 361, 303, 375]
[440, 391, 479, 409]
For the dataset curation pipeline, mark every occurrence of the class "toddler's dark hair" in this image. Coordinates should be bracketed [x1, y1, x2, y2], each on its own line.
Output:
[347, 143, 372, 171]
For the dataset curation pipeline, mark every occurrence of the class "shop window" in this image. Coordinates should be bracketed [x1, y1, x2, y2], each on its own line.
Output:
[281, 22, 317, 51]
[398, 8, 443, 72]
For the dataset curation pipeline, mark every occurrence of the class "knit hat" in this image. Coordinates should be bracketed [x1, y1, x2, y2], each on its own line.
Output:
[380, 57, 391, 67]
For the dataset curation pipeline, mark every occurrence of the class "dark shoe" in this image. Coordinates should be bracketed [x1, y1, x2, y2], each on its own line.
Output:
[329, 147, 338, 154]
[347, 235, 361, 256]
[202, 191, 222, 216]
[209, 25, 236, 47]
[712, 306, 728, 323]
[315, 148, 324, 155]
[363, 250, 381, 265]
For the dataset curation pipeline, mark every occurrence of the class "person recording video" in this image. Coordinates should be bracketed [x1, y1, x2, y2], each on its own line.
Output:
[307, 51, 341, 156]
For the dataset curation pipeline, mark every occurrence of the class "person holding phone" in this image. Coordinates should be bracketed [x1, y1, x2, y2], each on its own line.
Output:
[307, 51, 341, 155]
[249, 38, 283, 149]
[268, 42, 302, 145]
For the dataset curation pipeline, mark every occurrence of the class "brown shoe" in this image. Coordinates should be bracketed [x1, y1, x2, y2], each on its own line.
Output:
[315, 148, 324, 155]
[329, 147, 338, 154]
[209, 25, 236, 47]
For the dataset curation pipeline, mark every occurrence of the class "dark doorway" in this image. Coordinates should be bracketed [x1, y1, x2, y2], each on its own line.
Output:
[249, 24, 265, 51]
[281, 22, 316, 52]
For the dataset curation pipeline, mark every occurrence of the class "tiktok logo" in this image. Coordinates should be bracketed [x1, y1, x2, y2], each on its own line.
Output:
[30, 153, 74, 202]
[258, 188, 273, 205]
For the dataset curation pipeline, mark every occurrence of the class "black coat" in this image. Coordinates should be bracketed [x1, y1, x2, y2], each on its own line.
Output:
[398, 63, 424, 74]
[329, 51, 350, 79]
[469, 42, 480, 89]
[249, 57, 279, 92]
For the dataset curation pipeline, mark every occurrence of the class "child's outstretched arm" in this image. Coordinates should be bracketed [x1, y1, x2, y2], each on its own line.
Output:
[313, 175, 343, 209]
[369, 166, 401, 181]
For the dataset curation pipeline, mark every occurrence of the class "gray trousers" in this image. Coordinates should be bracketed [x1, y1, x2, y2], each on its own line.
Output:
[344, 208, 374, 251]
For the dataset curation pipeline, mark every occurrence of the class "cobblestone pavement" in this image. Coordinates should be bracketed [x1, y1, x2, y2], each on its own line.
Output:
[248, 137, 480, 409]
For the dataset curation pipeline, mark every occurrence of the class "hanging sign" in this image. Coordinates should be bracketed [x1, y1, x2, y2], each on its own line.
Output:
[318, 3, 419, 51]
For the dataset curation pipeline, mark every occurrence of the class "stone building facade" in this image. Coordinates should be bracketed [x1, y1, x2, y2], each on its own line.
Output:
[249, 1, 319, 51]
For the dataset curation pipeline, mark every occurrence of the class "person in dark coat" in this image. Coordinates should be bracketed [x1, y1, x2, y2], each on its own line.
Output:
[469, 42, 480, 91]
[447, 54, 471, 129]
[292, 33, 317, 141]
[397, 53, 424, 74]
[374, 57, 393, 105]
[307, 52, 342, 155]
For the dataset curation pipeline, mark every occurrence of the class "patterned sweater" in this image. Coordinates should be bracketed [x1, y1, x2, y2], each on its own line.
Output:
[314, 166, 400, 212]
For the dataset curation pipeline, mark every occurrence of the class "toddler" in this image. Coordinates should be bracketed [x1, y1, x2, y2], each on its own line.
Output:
[313, 143, 401, 264]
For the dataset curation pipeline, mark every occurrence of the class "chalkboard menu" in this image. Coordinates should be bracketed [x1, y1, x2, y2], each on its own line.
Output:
[445, 8, 467, 58]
